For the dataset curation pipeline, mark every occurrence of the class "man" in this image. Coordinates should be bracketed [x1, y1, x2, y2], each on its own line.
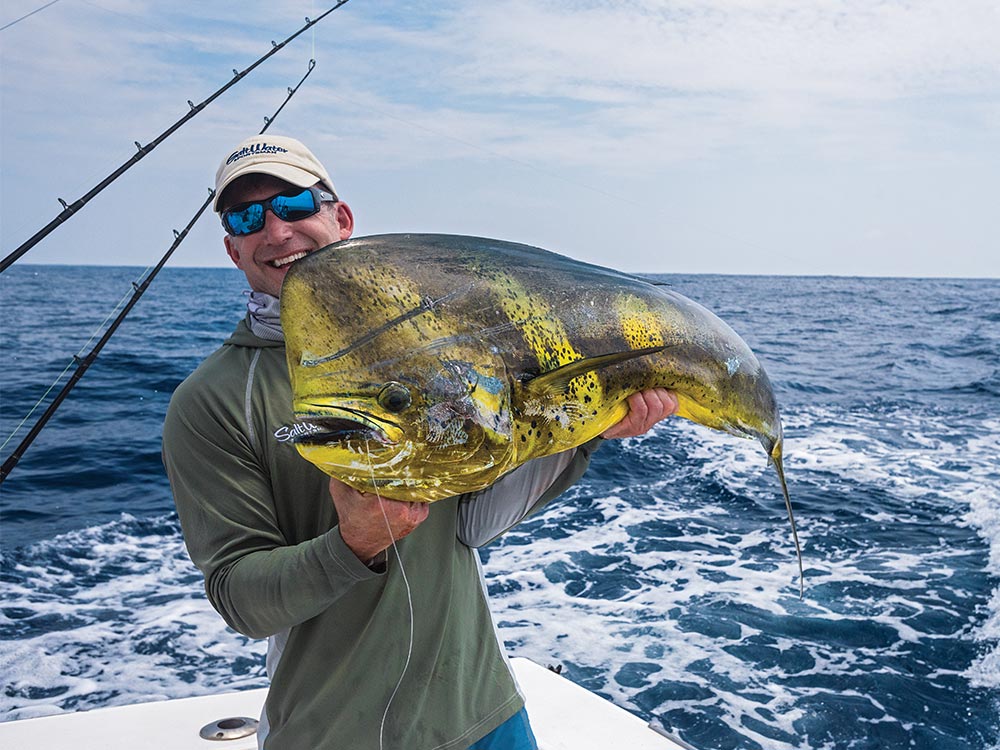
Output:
[163, 134, 677, 749]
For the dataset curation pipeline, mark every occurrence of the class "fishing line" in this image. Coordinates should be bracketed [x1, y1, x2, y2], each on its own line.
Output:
[363, 441, 415, 750]
[0, 283, 134, 454]
[79, 0, 200, 46]
[311, 0, 317, 61]
[0, 0, 62, 32]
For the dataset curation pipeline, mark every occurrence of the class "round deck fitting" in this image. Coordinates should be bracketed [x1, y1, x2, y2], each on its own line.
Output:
[199, 716, 259, 741]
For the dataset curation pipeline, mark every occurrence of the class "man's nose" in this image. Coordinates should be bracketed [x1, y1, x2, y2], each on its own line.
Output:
[261, 209, 293, 241]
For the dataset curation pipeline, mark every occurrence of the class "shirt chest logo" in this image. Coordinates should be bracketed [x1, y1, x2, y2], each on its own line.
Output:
[274, 422, 323, 443]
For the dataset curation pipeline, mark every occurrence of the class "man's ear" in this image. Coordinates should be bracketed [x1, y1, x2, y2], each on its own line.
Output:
[335, 202, 355, 240]
[224, 234, 242, 267]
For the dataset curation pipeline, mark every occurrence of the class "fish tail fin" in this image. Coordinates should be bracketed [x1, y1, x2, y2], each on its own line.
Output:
[769, 442, 804, 599]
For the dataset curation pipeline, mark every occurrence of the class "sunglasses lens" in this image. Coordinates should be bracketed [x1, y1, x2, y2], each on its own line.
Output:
[271, 189, 319, 222]
[224, 204, 265, 236]
[222, 188, 327, 235]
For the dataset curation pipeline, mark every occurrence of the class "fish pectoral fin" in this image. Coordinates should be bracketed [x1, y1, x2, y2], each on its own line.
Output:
[521, 346, 667, 396]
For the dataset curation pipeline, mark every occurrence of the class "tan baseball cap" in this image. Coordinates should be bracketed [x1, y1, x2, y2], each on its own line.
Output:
[213, 135, 336, 211]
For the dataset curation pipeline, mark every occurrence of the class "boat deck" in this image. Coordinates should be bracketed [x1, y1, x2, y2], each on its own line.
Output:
[0, 657, 693, 749]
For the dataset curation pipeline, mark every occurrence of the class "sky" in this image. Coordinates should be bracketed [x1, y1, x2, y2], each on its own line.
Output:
[1, 0, 998, 277]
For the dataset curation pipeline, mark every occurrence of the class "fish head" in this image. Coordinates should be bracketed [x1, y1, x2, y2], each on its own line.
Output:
[290, 351, 515, 501]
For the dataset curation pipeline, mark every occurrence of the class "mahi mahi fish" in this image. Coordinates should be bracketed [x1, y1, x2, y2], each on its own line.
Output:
[281, 234, 802, 588]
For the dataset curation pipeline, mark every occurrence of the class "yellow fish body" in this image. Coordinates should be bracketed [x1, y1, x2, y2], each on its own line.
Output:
[281, 234, 801, 589]
[285, 234, 776, 468]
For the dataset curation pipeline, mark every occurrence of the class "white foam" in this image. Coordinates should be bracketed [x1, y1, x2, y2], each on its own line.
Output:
[963, 478, 1000, 690]
[1, 514, 265, 721]
[484, 405, 1000, 747]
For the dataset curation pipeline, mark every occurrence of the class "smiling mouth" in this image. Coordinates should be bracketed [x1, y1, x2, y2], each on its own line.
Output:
[269, 251, 309, 268]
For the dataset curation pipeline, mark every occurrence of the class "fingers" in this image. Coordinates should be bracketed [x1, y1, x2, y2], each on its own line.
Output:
[643, 388, 678, 426]
[385, 498, 430, 534]
[329, 477, 430, 561]
[601, 388, 678, 439]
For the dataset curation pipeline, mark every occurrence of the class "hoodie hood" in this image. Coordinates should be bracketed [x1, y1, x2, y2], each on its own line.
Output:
[224, 316, 285, 348]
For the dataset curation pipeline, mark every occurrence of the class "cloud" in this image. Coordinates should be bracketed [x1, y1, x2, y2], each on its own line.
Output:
[6, 1, 997, 172]
[250, 0, 995, 188]
[438, 1, 1000, 97]
[1, 1, 997, 275]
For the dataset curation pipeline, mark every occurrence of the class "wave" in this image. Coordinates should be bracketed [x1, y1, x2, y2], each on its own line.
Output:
[0, 514, 266, 721]
[485, 405, 1000, 748]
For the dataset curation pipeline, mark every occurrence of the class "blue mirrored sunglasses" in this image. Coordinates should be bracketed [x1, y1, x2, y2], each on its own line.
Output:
[221, 186, 337, 236]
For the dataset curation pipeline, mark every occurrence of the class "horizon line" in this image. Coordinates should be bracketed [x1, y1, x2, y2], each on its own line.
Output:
[5, 261, 997, 283]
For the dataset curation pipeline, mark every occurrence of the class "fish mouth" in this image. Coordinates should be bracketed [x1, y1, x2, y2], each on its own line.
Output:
[291, 404, 401, 445]
[291, 417, 385, 445]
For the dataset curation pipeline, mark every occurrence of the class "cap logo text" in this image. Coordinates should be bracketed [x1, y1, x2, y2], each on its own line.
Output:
[226, 143, 290, 165]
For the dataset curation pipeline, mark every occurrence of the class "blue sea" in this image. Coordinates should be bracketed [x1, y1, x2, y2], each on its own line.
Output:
[1, 264, 998, 749]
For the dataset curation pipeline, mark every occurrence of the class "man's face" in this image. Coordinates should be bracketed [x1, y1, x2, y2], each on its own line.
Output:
[222, 175, 353, 297]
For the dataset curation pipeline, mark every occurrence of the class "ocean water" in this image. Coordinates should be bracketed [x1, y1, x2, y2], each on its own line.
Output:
[1, 264, 998, 749]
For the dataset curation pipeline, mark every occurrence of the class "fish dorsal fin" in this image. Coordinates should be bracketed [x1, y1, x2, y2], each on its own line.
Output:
[521, 346, 667, 396]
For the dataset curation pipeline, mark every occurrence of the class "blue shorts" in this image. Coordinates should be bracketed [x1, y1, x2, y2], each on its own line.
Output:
[468, 708, 538, 750]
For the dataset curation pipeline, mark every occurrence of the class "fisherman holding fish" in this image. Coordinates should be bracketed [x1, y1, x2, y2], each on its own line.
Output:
[163, 135, 677, 750]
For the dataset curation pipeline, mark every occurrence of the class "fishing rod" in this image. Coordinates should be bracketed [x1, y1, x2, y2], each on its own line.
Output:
[0, 60, 317, 486]
[0, 0, 352, 273]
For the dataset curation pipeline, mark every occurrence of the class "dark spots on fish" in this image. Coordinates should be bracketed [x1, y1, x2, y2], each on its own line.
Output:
[520, 435, 527, 443]
[583, 395, 592, 404]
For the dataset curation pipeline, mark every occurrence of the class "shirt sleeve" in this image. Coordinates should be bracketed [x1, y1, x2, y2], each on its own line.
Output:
[456, 438, 601, 547]
[162, 377, 380, 640]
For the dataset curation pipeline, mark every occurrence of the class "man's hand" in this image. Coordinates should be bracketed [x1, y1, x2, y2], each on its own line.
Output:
[601, 388, 679, 439]
[329, 478, 430, 563]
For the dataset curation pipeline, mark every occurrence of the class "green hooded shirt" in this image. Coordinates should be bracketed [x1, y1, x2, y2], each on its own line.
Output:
[162, 318, 595, 749]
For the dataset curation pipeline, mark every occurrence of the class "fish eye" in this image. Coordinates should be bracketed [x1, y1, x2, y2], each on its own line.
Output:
[378, 383, 411, 413]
